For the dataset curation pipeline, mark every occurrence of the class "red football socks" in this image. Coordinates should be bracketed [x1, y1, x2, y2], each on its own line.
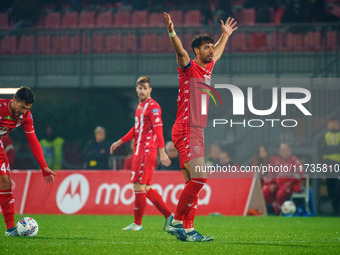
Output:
[133, 191, 146, 226]
[183, 196, 198, 229]
[146, 188, 172, 218]
[174, 178, 207, 221]
[0, 189, 15, 229]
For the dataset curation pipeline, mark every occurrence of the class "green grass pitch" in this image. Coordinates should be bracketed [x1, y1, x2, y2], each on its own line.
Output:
[1, 215, 340, 254]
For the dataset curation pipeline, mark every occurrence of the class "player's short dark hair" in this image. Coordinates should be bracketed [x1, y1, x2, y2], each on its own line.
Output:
[14, 86, 34, 104]
[136, 76, 151, 88]
[191, 34, 214, 56]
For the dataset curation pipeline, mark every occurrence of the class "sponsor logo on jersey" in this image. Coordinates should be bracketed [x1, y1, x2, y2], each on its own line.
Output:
[151, 109, 160, 113]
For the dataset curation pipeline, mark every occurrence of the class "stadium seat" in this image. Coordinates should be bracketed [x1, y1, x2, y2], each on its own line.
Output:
[106, 34, 123, 53]
[17, 35, 34, 54]
[242, 8, 256, 25]
[169, 10, 184, 26]
[61, 12, 79, 28]
[183, 32, 194, 51]
[184, 10, 202, 26]
[0, 36, 17, 54]
[230, 32, 248, 52]
[81, 34, 91, 54]
[37, 35, 52, 54]
[131, 10, 148, 27]
[79, 11, 96, 28]
[304, 31, 323, 51]
[93, 33, 106, 53]
[123, 34, 137, 53]
[0, 13, 9, 29]
[69, 34, 80, 54]
[330, 5, 340, 18]
[44, 12, 61, 29]
[326, 31, 336, 51]
[114, 10, 131, 27]
[250, 32, 267, 51]
[285, 32, 304, 52]
[158, 33, 173, 53]
[148, 12, 163, 27]
[139, 33, 158, 53]
[274, 7, 285, 24]
[96, 11, 113, 27]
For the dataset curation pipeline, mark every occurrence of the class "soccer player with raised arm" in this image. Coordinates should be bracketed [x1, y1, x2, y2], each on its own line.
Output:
[110, 76, 174, 231]
[0, 86, 56, 236]
[163, 12, 238, 242]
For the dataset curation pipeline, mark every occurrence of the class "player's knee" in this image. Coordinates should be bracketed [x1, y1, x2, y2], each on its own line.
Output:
[0, 175, 11, 190]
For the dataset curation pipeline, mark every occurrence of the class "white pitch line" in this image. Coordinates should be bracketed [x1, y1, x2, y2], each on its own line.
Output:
[20, 171, 31, 214]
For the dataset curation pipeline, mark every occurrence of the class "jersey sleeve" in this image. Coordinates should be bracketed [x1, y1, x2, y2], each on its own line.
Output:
[149, 105, 163, 128]
[149, 104, 165, 148]
[121, 127, 134, 143]
[21, 111, 35, 133]
[25, 132, 49, 174]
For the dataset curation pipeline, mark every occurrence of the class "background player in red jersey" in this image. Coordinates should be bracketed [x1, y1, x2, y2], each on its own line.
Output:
[164, 12, 237, 242]
[262, 143, 303, 214]
[0, 86, 56, 236]
[110, 76, 173, 231]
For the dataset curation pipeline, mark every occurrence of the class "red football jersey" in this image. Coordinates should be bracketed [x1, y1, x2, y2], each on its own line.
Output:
[133, 98, 163, 156]
[0, 99, 35, 139]
[175, 59, 214, 127]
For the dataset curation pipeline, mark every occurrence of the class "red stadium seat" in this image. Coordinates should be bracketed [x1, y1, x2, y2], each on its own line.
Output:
[44, 12, 61, 29]
[70, 34, 80, 54]
[93, 33, 106, 53]
[106, 34, 123, 53]
[139, 33, 158, 53]
[285, 32, 304, 52]
[304, 31, 323, 51]
[183, 32, 194, 51]
[17, 35, 34, 54]
[274, 7, 285, 24]
[1, 36, 17, 54]
[148, 12, 163, 27]
[123, 34, 137, 53]
[158, 33, 173, 53]
[250, 32, 267, 51]
[242, 8, 256, 25]
[326, 31, 336, 51]
[184, 10, 202, 26]
[61, 12, 79, 28]
[37, 35, 52, 54]
[169, 10, 184, 26]
[131, 10, 148, 27]
[0, 13, 9, 29]
[230, 32, 248, 52]
[114, 10, 131, 27]
[79, 11, 95, 28]
[96, 11, 113, 27]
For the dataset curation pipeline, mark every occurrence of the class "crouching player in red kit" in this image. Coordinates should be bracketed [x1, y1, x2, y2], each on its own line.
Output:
[110, 76, 174, 231]
[1, 87, 56, 236]
[164, 12, 238, 241]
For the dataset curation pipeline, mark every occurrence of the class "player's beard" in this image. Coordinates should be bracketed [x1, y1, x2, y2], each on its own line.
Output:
[204, 54, 213, 63]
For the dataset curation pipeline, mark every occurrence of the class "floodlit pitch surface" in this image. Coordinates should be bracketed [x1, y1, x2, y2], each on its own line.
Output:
[1, 215, 339, 254]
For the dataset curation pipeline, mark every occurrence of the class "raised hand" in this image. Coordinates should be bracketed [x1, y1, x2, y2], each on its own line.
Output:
[220, 17, 238, 36]
[163, 12, 174, 33]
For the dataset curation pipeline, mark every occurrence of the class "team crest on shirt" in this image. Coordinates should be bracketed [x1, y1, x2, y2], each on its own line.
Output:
[4, 115, 15, 121]
[194, 146, 200, 154]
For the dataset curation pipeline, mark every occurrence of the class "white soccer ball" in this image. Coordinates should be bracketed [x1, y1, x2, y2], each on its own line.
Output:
[16, 217, 39, 237]
[281, 200, 296, 215]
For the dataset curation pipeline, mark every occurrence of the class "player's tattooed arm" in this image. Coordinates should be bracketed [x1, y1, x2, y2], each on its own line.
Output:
[213, 17, 238, 62]
[163, 12, 190, 67]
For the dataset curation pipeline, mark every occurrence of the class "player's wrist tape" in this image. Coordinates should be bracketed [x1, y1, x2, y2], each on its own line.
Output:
[169, 30, 176, 37]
